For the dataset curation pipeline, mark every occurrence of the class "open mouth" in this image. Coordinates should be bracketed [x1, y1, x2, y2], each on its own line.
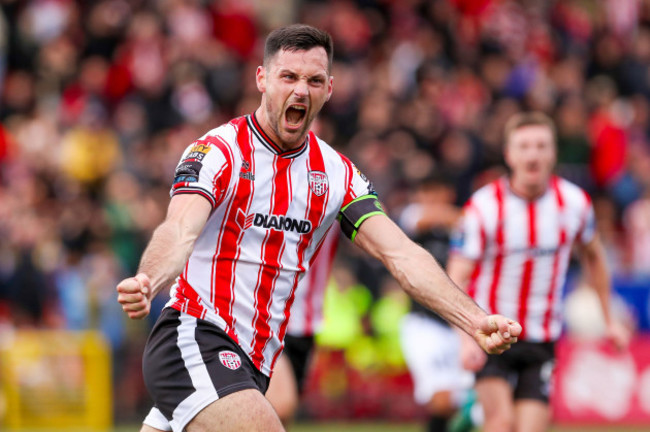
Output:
[285, 104, 306, 128]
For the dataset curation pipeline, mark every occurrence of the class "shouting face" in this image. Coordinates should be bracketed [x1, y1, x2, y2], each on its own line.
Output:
[505, 124, 556, 196]
[255, 47, 333, 150]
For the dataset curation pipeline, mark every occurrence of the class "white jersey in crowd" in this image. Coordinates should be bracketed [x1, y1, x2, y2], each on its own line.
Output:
[166, 114, 375, 376]
[286, 222, 339, 338]
[451, 176, 595, 342]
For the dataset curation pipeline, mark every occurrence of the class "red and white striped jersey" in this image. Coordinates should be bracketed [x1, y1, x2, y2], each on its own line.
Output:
[165, 114, 374, 376]
[451, 176, 596, 342]
[286, 222, 339, 337]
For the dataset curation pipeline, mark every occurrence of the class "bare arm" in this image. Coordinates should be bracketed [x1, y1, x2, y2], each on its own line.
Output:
[353, 214, 520, 354]
[116, 194, 212, 319]
[447, 253, 489, 370]
[446, 254, 476, 291]
[578, 234, 631, 349]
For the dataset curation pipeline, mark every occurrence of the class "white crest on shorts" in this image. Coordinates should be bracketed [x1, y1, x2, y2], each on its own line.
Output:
[219, 350, 242, 370]
[308, 170, 328, 197]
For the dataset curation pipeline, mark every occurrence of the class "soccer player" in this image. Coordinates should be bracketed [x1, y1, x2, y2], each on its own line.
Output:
[447, 111, 631, 432]
[265, 225, 339, 427]
[398, 175, 476, 432]
[116, 24, 521, 432]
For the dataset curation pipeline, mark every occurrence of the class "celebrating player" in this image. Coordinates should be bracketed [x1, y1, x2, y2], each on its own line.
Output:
[447, 111, 631, 432]
[116, 24, 521, 432]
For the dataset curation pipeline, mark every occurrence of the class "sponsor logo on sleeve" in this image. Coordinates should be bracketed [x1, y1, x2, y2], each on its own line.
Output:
[184, 144, 212, 162]
[174, 161, 203, 178]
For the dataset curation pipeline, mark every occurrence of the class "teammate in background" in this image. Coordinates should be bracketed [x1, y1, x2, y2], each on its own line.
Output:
[265, 225, 339, 427]
[116, 24, 521, 432]
[447, 112, 631, 432]
[398, 175, 476, 432]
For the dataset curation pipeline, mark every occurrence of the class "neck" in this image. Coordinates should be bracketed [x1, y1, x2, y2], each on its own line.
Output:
[508, 175, 549, 200]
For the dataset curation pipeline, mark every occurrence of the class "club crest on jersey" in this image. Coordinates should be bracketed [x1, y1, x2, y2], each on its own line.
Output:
[219, 350, 242, 370]
[308, 170, 328, 196]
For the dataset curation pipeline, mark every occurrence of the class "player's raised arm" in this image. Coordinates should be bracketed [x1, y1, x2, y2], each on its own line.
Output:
[352, 213, 521, 354]
[116, 193, 211, 319]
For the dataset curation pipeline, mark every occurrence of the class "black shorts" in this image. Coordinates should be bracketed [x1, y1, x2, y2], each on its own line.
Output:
[142, 308, 270, 431]
[476, 340, 555, 402]
[282, 334, 315, 392]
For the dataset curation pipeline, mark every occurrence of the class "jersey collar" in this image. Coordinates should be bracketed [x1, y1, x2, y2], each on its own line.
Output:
[248, 113, 308, 159]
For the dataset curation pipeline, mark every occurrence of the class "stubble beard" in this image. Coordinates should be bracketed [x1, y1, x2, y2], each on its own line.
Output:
[266, 97, 312, 149]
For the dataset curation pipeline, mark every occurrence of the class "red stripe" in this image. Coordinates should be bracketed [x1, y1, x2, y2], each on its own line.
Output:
[338, 153, 358, 207]
[543, 176, 566, 340]
[464, 202, 486, 299]
[271, 132, 330, 371]
[304, 228, 339, 335]
[250, 153, 292, 369]
[488, 180, 505, 314]
[170, 277, 207, 321]
[207, 118, 253, 333]
[517, 200, 537, 340]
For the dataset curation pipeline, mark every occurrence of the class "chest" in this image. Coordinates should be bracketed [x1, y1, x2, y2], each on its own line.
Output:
[486, 195, 584, 254]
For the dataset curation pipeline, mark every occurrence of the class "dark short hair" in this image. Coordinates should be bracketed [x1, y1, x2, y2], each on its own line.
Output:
[504, 111, 557, 143]
[264, 24, 334, 70]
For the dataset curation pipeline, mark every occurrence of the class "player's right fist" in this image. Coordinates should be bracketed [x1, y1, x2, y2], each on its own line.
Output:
[116, 273, 152, 320]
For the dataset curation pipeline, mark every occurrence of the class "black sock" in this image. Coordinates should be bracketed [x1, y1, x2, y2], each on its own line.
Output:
[427, 415, 448, 432]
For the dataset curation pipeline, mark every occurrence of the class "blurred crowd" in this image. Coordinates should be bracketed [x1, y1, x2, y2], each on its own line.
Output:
[2, 0, 650, 422]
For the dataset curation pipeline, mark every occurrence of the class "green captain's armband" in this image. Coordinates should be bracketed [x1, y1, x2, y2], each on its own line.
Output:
[337, 194, 386, 242]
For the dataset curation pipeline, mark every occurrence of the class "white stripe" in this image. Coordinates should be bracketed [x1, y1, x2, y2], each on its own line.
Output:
[169, 314, 219, 432]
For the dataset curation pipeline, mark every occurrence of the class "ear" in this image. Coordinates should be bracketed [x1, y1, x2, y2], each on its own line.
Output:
[256, 66, 266, 93]
[326, 75, 333, 101]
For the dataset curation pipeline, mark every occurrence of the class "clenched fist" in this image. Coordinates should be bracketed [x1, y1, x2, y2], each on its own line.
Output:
[475, 315, 522, 354]
[117, 273, 152, 319]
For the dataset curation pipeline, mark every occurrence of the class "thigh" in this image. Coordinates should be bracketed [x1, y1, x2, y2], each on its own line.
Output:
[265, 354, 298, 419]
[143, 308, 270, 432]
[515, 399, 550, 432]
[476, 377, 515, 431]
[187, 388, 284, 432]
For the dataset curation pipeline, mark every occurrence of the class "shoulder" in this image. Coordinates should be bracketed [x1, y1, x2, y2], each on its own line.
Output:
[201, 119, 241, 145]
[467, 180, 502, 210]
[555, 176, 591, 209]
[311, 134, 347, 163]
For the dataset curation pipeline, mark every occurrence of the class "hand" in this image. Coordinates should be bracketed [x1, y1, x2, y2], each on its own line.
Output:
[459, 330, 487, 372]
[117, 273, 152, 319]
[474, 315, 522, 355]
[605, 319, 632, 351]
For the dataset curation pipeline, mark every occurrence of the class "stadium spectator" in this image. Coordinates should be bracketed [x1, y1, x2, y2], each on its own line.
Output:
[447, 111, 632, 432]
[115, 24, 521, 432]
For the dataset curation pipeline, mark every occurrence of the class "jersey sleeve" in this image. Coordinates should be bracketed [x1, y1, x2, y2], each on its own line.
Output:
[169, 140, 230, 209]
[450, 204, 484, 260]
[337, 160, 386, 241]
[577, 199, 596, 245]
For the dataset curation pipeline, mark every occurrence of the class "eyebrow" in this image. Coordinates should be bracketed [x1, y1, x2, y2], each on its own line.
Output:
[276, 68, 328, 79]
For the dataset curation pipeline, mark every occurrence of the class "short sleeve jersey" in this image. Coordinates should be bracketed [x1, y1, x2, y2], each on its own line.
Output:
[166, 114, 378, 376]
[451, 176, 595, 342]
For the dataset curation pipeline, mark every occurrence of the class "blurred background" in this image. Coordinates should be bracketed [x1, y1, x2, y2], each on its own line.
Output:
[1, 0, 650, 430]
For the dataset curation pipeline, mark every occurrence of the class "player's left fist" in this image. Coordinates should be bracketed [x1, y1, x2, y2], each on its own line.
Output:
[475, 315, 522, 355]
